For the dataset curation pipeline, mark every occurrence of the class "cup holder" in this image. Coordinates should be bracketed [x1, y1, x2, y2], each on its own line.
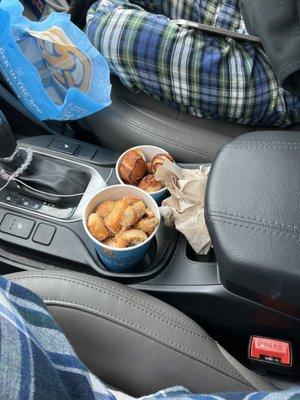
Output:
[96, 236, 158, 273]
[91, 224, 180, 279]
[186, 243, 216, 263]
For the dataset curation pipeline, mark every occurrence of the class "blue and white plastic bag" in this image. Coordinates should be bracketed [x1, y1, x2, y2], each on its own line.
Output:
[0, 0, 111, 120]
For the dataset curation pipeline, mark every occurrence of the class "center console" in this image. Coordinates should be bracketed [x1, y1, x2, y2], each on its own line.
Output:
[1, 132, 300, 378]
[0, 135, 184, 280]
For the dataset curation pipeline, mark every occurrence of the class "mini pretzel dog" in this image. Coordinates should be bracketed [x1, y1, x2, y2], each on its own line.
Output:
[119, 150, 175, 192]
[87, 196, 159, 248]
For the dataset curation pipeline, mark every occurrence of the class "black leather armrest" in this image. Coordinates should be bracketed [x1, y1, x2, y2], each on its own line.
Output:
[205, 131, 300, 315]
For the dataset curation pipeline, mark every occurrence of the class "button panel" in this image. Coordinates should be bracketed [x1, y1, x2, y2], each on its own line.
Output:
[49, 139, 79, 155]
[0, 213, 35, 239]
[77, 146, 97, 160]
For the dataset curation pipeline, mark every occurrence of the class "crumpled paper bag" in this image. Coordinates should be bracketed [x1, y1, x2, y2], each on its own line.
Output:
[156, 160, 212, 254]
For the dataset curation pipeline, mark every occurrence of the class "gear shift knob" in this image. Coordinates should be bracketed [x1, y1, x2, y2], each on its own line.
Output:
[0, 111, 18, 160]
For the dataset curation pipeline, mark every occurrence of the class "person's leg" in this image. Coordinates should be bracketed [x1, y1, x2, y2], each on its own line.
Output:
[128, 0, 246, 32]
[0, 277, 113, 400]
[87, 0, 300, 127]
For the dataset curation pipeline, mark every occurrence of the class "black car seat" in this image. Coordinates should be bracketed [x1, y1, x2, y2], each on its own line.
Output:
[6, 270, 277, 397]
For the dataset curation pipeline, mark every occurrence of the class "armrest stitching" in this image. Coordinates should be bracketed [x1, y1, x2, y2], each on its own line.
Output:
[210, 217, 300, 239]
[208, 211, 299, 233]
[225, 145, 299, 149]
[227, 141, 300, 145]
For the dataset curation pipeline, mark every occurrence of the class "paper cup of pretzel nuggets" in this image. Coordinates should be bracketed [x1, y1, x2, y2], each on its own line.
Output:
[116, 145, 175, 203]
[83, 185, 160, 272]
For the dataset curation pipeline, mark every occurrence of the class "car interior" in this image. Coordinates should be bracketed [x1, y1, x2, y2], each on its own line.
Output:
[0, 0, 299, 397]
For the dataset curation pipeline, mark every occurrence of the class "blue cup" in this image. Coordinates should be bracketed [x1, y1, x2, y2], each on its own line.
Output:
[116, 145, 170, 204]
[83, 185, 160, 273]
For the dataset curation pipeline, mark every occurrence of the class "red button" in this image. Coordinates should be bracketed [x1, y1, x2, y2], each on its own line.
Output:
[249, 336, 291, 366]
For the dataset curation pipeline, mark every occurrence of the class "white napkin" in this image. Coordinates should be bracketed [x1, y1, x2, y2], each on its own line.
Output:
[156, 161, 212, 254]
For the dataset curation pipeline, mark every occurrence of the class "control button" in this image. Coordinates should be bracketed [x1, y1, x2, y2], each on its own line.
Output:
[77, 146, 97, 160]
[0, 214, 35, 239]
[93, 149, 120, 164]
[249, 336, 292, 366]
[49, 139, 79, 155]
[33, 224, 56, 246]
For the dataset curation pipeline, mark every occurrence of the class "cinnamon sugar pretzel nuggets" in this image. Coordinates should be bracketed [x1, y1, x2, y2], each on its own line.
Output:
[116, 146, 175, 202]
[123, 194, 141, 205]
[151, 153, 175, 173]
[87, 193, 158, 248]
[103, 237, 118, 248]
[83, 185, 161, 272]
[104, 200, 128, 234]
[134, 216, 159, 236]
[119, 149, 147, 184]
[87, 213, 112, 242]
[116, 229, 148, 248]
[121, 199, 146, 231]
[138, 174, 163, 193]
[145, 208, 155, 217]
[96, 200, 115, 218]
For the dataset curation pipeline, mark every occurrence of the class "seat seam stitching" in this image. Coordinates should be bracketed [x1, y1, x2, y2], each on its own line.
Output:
[9, 275, 212, 339]
[45, 298, 253, 386]
[107, 107, 213, 156]
[105, 108, 215, 159]
[121, 98, 225, 147]
[9, 275, 199, 331]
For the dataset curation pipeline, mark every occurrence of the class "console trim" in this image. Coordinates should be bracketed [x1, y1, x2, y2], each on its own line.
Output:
[0, 147, 109, 223]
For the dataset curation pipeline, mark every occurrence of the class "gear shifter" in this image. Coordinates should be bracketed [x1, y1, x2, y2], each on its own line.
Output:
[0, 112, 18, 160]
[0, 110, 30, 176]
[0, 111, 90, 206]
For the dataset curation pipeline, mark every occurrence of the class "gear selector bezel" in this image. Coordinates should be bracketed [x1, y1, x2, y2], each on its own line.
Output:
[0, 147, 107, 222]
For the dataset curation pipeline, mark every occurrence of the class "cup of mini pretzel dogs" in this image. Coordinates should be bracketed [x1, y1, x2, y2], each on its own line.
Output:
[83, 185, 160, 272]
[116, 145, 175, 203]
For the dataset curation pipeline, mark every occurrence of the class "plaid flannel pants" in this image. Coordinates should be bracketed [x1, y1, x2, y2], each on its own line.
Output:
[86, 0, 300, 127]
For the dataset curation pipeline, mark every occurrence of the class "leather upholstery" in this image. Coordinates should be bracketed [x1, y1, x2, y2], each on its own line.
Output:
[15, 152, 89, 205]
[85, 78, 251, 163]
[85, 77, 300, 164]
[6, 270, 273, 396]
[205, 131, 300, 315]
